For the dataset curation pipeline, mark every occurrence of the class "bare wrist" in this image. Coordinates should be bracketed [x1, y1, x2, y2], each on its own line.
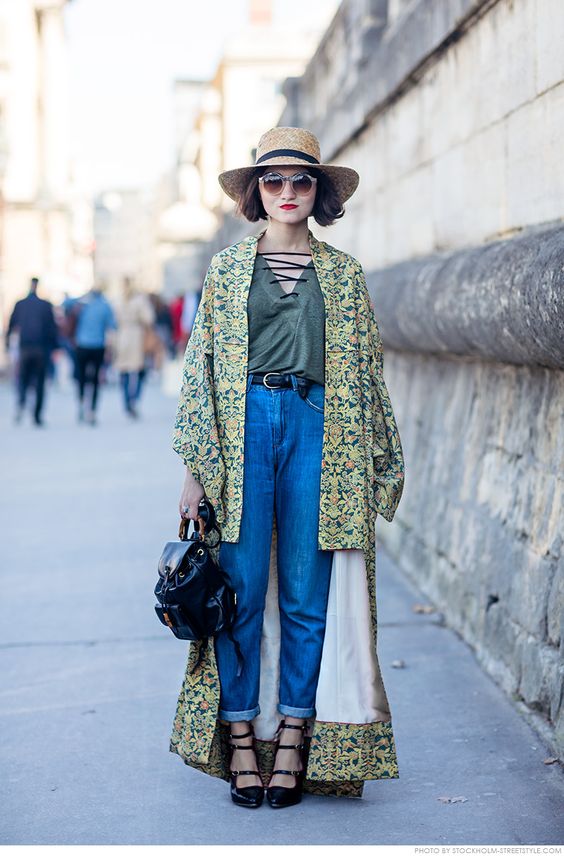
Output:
[184, 467, 197, 484]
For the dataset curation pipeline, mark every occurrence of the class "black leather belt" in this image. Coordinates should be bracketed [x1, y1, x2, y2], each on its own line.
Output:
[250, 372, 312, 398]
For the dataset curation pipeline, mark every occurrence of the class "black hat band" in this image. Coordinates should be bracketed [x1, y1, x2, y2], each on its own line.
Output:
[255, 148, 320, 165]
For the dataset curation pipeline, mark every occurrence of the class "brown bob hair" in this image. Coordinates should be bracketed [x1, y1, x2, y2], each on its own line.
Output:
[236, 167, 345, 226]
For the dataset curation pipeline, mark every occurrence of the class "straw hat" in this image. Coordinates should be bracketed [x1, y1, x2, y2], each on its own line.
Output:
[218, 127, 360, 205]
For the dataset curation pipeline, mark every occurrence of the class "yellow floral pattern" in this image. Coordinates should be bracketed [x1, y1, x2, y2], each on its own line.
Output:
[170, 229, 404, 795]
[172, 229, 404, 551]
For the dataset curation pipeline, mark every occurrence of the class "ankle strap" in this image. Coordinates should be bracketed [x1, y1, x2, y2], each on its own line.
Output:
[232, 769, 262, 777]
[230, 729, 253, 740]
[278, 719, 307, 729]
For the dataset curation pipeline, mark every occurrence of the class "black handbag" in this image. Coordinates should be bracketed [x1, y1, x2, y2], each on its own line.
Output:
[154, 498, 243, 675]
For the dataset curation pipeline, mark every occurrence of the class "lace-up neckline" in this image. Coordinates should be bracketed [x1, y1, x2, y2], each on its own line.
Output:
[257, 251, 313, 297]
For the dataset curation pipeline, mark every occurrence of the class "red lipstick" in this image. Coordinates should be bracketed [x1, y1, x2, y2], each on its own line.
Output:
[280, 204, 298, 209]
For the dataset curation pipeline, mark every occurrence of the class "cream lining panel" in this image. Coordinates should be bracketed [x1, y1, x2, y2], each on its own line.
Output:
[254, 529, 390, 741]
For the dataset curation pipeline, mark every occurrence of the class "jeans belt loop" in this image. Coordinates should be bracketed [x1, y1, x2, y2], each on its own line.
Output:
[296, 377, 311, 400]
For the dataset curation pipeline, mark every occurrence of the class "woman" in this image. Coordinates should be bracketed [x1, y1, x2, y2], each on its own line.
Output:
[114, 277, 155, 418]
[172, 127, 405, 809]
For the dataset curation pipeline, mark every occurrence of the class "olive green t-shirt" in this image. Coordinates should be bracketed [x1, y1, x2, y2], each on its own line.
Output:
[247, 254, 326, 386]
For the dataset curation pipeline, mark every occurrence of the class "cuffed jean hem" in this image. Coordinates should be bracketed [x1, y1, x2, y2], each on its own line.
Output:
[218, 705, 260, 722]
[277, 703, 316, 718]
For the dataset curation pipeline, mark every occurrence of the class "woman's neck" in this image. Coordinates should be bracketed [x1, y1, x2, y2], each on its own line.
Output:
[257, 219, 311, 253]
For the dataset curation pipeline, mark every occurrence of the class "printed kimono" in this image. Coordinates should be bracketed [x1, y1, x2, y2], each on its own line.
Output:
[170, 228, 405, 797]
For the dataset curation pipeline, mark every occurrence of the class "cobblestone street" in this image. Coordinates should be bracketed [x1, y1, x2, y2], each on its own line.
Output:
[0, 376, 563, 846]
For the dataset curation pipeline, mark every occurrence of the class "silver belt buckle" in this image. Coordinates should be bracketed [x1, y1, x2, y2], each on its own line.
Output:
[263, 372, 281, 389]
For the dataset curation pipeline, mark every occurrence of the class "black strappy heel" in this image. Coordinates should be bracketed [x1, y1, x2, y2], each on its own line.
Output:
[266, 719, 308, 809]
[228, 722, 264, 808]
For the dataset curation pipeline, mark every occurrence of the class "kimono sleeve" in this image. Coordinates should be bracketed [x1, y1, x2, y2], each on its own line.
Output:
[172, 261, 226, 496]
[354, 261, 405, 522]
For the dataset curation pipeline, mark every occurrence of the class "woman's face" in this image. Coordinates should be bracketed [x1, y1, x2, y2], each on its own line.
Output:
[257, 165, 317, 225]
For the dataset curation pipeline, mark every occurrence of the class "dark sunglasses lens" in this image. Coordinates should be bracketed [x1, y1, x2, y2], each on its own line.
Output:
[262, 174, 284, 194]
[293, 174, 313, 194]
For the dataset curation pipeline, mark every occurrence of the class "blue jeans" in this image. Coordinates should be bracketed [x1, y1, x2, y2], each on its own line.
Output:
[215, 374, 333, 722]
[120, 370, 145, 411]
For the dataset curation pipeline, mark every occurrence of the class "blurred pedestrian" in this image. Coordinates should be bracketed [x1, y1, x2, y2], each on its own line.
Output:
[74, 283, 116, 425]
[180, 290, 200, 342]
[150, 293, 174, 362]
[6, 277, 58, 426]
[57, 292, 80, 382]
[114, 277, 155, 418]
[170, 292, 186, 356]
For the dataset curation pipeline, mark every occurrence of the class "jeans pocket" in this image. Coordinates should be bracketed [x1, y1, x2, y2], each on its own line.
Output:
[303, 387, 325, 414]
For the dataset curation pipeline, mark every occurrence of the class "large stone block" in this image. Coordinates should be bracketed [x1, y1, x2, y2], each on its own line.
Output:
[518, 638, 545, 710]
[475, 0, 537, 124]
[507, 551, 553, 640]
[518, 638, 564, 723]
[431, 121, 506, 250]
[536, 0, 564, 94]
[383, 87, 425, 184]
[547, 560, 564, 648]
[524, 473, 563, 560]
[554, 705, 564, 758]
[506, 84, 564, 230]
[380, 165, 435, 267]
[484, 603, 523, 676]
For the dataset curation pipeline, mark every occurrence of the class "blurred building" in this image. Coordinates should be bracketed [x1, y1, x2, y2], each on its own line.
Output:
[161, 0, 341, 289]
[214, 10, 333, 211]
[0, 0, 77, 336]
[93, 189, 159, 299]
[157, 81, 219, 299]
[77, 0, 341, 303]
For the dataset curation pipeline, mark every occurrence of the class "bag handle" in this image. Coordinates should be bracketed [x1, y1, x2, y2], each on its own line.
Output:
[178, 515, 206, 542]
[178, 497, 221, 545]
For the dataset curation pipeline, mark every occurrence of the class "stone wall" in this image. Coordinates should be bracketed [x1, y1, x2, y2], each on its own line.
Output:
[279, 0, 564, 756]
[382, 345, 563, 749]
[283, 0, 564, 264]
[369, 227, 564, 755]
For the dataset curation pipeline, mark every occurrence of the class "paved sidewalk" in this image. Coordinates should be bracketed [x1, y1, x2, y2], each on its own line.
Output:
[0, 377, 563, 846]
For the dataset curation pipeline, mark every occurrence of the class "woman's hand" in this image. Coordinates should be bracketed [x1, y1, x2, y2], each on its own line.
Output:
[179, 468, 205, 520]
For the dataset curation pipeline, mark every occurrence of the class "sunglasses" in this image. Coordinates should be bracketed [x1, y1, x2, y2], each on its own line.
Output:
[258, 172, 317, 196]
